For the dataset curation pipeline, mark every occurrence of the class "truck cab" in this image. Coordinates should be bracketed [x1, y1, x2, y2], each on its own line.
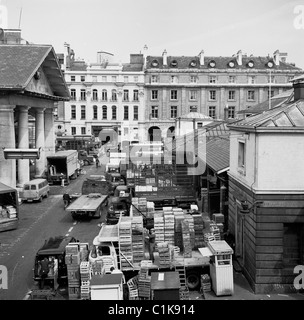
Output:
[106, 196, 130, 225]
[33, 236, 77, 288]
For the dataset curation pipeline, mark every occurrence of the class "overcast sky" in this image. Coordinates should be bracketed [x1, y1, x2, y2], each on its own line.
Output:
[2, 0, 304, 68]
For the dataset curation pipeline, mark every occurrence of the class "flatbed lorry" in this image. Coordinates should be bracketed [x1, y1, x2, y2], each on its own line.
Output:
[66, 176, 111, 220]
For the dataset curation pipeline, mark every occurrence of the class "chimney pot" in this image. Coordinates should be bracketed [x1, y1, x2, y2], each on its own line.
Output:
[162, 49, 167, 66]
[237, 50, 242, 66]
[199, 50, 204, 65]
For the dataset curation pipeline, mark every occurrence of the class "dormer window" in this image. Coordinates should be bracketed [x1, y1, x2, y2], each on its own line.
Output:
[170, 60, 178, 67]
[247, 60, 254, 68]
[151, 60, 159, 67]
[209, 60, 216, 68]
[267, 61, 274, 68]
[190, 60, 197, 67]
[228, 61, 235, 68]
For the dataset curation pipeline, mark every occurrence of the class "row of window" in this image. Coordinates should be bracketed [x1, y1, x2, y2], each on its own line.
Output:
[150, 105, 236, 119]
[70, 105, 138, 121]
[150, 75, 294, 84]
[70, 89, 139, 102]
[150, 89, 273, 102]
[70, 75, 139, 83]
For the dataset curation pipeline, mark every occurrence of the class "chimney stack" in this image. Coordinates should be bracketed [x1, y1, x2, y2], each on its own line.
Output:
[162, 49, 167, 66]
[143, 44, 148, 69]
[236, 50, 242, 66]
[273, 49, 280, 66]
[199, 50, 204, 65]
[293, 77, 304, 101]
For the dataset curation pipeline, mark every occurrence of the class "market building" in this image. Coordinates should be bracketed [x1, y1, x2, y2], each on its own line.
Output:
[57, 45, 145, 144]
[227, 77, 304, 294]
[143, 49, 303, 141]
[0, 29, 70, 188]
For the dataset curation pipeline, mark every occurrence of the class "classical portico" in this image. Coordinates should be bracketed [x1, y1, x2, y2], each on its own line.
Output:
[0, 44, 70, 188]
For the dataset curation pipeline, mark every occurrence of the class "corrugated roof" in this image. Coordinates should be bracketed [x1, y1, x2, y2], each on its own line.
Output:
[146, 55, 302, 70]
[229, 100, 304, 130]
[0, 45, 70, 99]
[206, 137, 230, 173]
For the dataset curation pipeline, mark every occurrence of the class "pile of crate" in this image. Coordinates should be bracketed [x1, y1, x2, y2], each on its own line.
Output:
[174, 209, 184, 249]
[156, 242, 171, 267]
[193, 214, 205, 249]
[138, 266, 151, 300]
[127, 275, 139, 300]
[65, 243, 81, 300]
[210, 222, 221, 241]
[80, 261, 90, 300]
[119, 217, 133, 269]
[181, 221, 192, 258]
[131, 216, 144, 263]
[131, 198, 140, 216]
[184, 214, 195, 249]
[163, 208, 175, 246]
[138, 198, 147, 215]
[200, 274, 211, 297]
[154, 212, 165, 243]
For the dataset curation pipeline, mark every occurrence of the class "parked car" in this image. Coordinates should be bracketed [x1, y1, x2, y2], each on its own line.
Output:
[19, 178, 50, 203]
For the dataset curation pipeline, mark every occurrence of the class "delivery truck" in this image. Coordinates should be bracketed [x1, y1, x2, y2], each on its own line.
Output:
[66, 176, 111, 220]
[46, 150, 80, 185]
[0, 182, 19, 232]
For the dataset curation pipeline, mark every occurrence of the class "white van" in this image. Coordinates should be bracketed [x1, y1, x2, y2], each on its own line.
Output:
[20, 179, 50, 203]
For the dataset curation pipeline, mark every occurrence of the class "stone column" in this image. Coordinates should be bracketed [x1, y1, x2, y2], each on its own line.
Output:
[44, 108, 55, 159]
[17, 106, 30, 186]
[0, 105, 16, 187]
[35, 108, 46, 177]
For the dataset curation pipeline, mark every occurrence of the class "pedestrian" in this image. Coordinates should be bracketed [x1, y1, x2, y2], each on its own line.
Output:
[96, 157, 100, 168]
[63, 192, 71, 209]
[38, 257, 50, 289]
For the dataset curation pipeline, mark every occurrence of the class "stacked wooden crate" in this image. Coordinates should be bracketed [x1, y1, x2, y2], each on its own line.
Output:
[184, 214, 195, 249]
[200, 274, 211, 295]
[65, 243, 81, 300]
[138, 198, 147, 215]
[119, 217, 133, 269]
[154, 212, 165, 243]
[181, 221, 192, 258]
[163, 208, 175, 246]
[146, 201, 155, 219]
[174, 209, 184, 250]
[156, 242, 171, 267]
[138, 267, 151, 300]
[131, 216, 144, 263]
[80, 261, 90, 300]
[192, 214, 205, 249]
[131, 197, 140, 216]
[210, 222, 221, 240]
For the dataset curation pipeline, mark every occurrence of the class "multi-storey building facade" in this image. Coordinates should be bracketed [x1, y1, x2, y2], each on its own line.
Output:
[144, 49, 304, 141]
[56, 49, 145, 144]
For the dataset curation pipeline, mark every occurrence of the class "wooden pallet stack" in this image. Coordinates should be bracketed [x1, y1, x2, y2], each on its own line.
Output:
[65, 243, 81, 300]
[127, 275, 139, 300]
[210, 222, 221, 240]
[181, 220, 192, 258]
[174, 209, 184, 249]
[80, 261, 90, 300]
[119, 217, 133, 269]
[192, 214, 205, 249]
[200, 274, 211, 298]
[163, 208, 175, 246]
[154, 212, 165, 243]
[131, 216, 145, 263]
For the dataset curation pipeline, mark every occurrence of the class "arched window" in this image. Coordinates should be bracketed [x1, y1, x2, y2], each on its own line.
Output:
[92, 89, 98, 101]
[102, 105, 107, 119]
[102, 89, 107, 101]
[112, 89, 117, 101]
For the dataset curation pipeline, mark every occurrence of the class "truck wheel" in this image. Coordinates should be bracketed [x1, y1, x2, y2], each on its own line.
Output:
[186, 272, 200, 290]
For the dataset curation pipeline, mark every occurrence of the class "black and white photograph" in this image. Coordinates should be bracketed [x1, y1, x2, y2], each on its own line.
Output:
[0, 0, 304, 308]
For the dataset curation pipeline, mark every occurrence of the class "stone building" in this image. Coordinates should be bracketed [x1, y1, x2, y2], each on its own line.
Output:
[143, 49, 303, 141]
[0, 30, 70, 187]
